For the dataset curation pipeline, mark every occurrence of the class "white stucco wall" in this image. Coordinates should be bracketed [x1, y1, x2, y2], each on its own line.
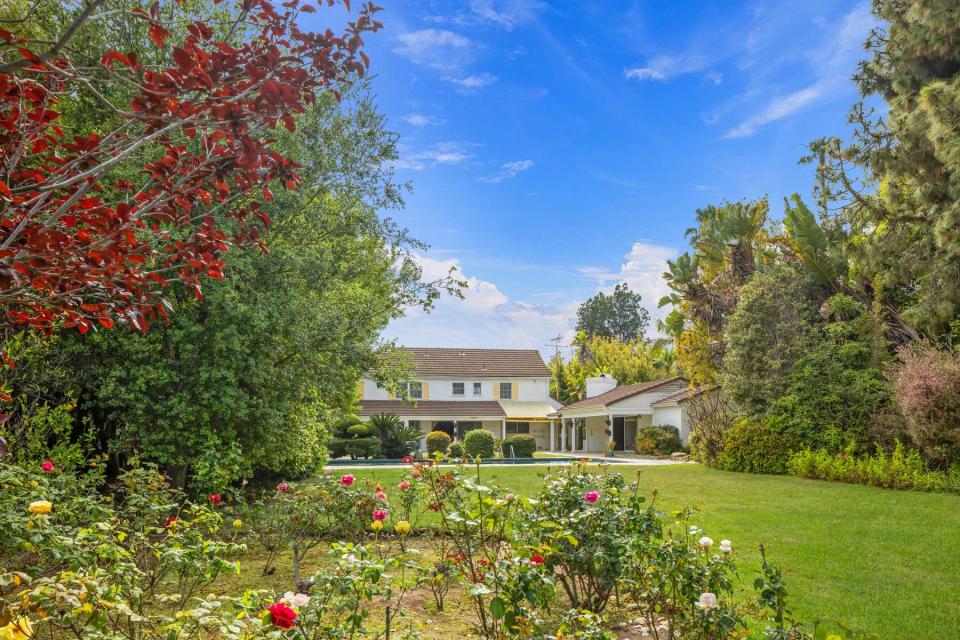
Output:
[651, 405, 691, 445]
[360, 377, 550, 402]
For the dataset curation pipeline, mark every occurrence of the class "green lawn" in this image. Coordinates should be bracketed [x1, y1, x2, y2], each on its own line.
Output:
[346, 462, 960, 640]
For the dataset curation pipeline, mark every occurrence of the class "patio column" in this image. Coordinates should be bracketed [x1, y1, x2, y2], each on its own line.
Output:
[501, 419, 507, 440]
[608, 412, 614, 452]
[572, 419, 579, 453]
[560, 418, 567, 451]
[549, 420, 555, 452]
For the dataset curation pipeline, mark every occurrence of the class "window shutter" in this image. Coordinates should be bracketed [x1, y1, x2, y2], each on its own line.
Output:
[491, 381, 498, 399]
[422, 382, 430, 400]
[512, 382, 518, 400]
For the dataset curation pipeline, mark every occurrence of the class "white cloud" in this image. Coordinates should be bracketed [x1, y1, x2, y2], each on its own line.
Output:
[468, 0, 545, 30]
[444, 72, 498, 91]
[479, 159, 534, 183]
[393, 29, 472, 71]
[723, 1, 874, 138]
[624, 54, 715, 83]
[387, 241, 679, 354]
[393, 142, 474, 171]
[403, 113, 439, 127]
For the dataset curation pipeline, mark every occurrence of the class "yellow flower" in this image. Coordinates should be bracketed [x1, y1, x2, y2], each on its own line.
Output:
[232, 518, 243, 529]
[394, 520, 411, 536]
[0, 617, 32, 640]
[370, 521, 383, 532]
[825, 636, 842, 640]
[28, 501, 52, 515]
[80, 603, 94, 614]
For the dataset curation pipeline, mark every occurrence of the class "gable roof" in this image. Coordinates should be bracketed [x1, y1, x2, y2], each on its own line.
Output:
[399, 347, 550, 377]
[560, 376, 688, 411]
[651, 384, 718, 407]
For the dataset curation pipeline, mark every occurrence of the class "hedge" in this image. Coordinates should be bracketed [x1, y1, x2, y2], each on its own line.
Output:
[635, 426, 684, 455]
[463, 429, 495, 458]
[502, 434, 537, 458]
[425, 430, 451, 454]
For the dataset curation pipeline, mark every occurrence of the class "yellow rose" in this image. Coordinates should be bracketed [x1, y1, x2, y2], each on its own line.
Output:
[28, 501, 51, 515]
[80, 603, 94, 614]
[232, 519, 243, 529]
[370, 521, 383, 532]
[394, 520, 411, 536]
[0, 617, 32, 640]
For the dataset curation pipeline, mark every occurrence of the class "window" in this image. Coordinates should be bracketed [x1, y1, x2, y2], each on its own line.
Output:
[499, 382, 512, 399]
[452, 382, 465, 396]
[473, 382, 482, 396]
[506, 422, 529, 435]
[402, 382, 422, 399]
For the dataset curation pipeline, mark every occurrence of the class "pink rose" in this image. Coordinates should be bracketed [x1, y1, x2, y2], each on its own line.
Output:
[340, 474, 355, 487]
[583, 491, 600, 504]
[277, 482, 289, 493]
[372, 509, 388, 522]
[375, 491, 387, 501]
[40, 459, 54, 473]
[398, 480, 410, 491]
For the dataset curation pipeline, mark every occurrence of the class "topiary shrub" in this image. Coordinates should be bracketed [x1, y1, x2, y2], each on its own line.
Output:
[635, 426, 683, 455]
[328, 414, 379, 459]
[717, 419, 800, 474]
[449, 441, 464, 458]
[346, 423, 370, 437]
[463, 429, 495, 458]
[502, 434, 536, 458]
[426, 430, 452, 455]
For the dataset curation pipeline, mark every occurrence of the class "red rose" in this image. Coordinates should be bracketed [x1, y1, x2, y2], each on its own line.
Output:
[41, 459, 54, 473]
[208, 494, 221, 505]
[401, 455, 413, 464]
[531, 555, 544, 565]
[163, 515, 177, 529]
[267, 602, 298, 628]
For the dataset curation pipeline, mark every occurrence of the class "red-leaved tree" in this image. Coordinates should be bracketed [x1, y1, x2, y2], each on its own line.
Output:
[0, 0, 381, 340]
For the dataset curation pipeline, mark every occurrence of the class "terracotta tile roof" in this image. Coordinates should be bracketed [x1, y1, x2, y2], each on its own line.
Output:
[560, 376, 688, 411]
[651, 384, 719, 406]
[357, 400, 506, 418]
[399, 347, 550, 377]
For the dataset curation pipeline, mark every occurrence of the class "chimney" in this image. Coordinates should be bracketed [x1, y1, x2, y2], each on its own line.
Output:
[585, 373, 617, 398]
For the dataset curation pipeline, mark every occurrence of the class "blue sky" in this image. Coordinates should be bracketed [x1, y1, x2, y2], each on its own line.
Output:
[330, 0, 876, 355]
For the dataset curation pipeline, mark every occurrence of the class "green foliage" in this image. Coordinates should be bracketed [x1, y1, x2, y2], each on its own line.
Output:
[463, 429, 495, 459]
[369, 413, 422, 459]
[634, 426, 684, 455]
[501, 434, 536, 458]
[448, 441, 464, 458]
[788, 443, 960, 494]
[768, 295, 890, 452]
[575, 283, 650, 342]
[720, 264, 818, 420]
[425, 430, 452, 455]
[330, 414, 380, 460]
[717, 420, 801, 475]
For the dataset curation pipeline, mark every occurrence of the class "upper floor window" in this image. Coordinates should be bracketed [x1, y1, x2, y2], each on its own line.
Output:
[499, 382, 512, 400]
[402, 382, 422, 399]
[473, 382, 482, 396]
[452, 382, 465, 396]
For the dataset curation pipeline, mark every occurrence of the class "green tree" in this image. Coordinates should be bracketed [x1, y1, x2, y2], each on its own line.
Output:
[719, 265, 819, 419]
[806, 0, 960, 337]
[575, 283, 649, 342]
[57, 93, 447, 483]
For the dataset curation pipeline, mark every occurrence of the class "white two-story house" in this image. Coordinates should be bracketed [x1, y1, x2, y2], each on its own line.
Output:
[357, 347, 561, 450]
[357, 346, 707, 453]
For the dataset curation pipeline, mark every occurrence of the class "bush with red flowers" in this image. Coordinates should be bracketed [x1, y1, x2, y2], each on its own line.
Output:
[267, 602, 298, 629]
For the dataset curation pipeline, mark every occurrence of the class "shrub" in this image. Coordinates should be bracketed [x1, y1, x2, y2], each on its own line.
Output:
[634, 426, 683, 455]
[686, 392, 735, 466]
[502, 434, 536, 458]
[890, 342, 960, 467]
[788, 442, 960, 493]
[717, 419, 800, 474]
[449, 441, 464, 458]
[370, 413, 423, 458]
[426, 431, 452, 455]
[329, 414, 379, 459]
[463, 429, 495, 458]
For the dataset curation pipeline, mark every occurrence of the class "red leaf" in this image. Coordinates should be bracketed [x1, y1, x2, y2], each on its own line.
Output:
[262, 187, 273, 202]
[0, 180, 12, 201]
[98, 317, 114, 329]
[149, 23, 171, 47]
[172, 46, 194, 71]
[101, 50, 133, 69]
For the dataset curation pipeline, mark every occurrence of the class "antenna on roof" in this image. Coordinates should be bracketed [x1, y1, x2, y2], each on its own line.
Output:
[545, 334, 568, 358]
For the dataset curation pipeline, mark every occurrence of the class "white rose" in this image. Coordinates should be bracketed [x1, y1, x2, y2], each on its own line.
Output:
[698, 536, 713, 550]
[720, 539, 732, 553]
[283, 591, 311, 608]
[696, 592, 718, 610]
